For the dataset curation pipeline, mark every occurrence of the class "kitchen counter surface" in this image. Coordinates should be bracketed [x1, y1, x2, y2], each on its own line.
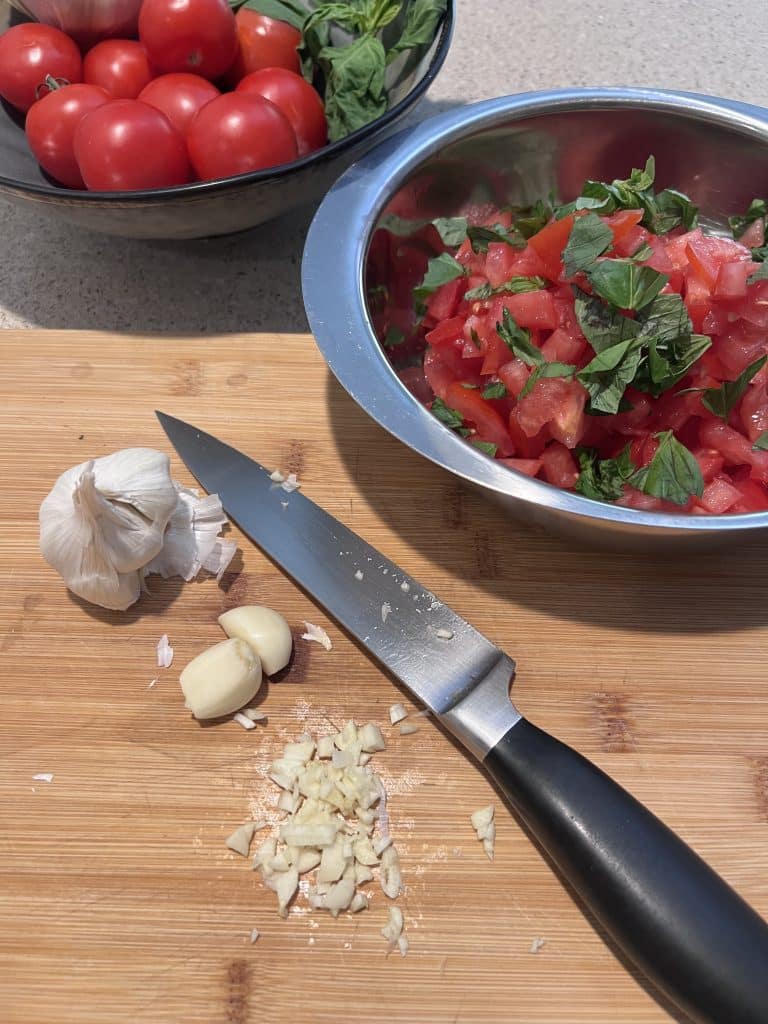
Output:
[1, 0, 767, 332]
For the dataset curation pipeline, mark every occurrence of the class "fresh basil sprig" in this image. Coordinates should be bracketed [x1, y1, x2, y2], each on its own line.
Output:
[245, 0, 448, 142]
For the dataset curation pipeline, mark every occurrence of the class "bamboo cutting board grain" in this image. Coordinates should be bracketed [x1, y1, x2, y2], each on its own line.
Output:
[1, 330, 768, 1024]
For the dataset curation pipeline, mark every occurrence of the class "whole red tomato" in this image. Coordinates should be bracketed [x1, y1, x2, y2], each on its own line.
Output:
[139, 0, 238, 81]
[225, 9, 301, 86]
[186, 92, 298, 181]
[0, 23, 82, 113]
[26, 81, 111, 189]
[83, 40, 155, 100]
[74, 99, 191, 191]
[237, 68, 326, 156]
[138, 73, 219, 136]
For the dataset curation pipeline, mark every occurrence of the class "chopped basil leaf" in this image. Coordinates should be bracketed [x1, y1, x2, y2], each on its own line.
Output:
[469, 328, 482, 349]
[482, 381, 507, 399]
[575, 445, 636, 501]
[752, 432, 768, 451]
[562, 212, 613, 276]
[467, 223, 526, 254]
[701, 355, 768, 421]
[631, 240, 653, 262]
[637, 293, 692, 345]
[576, 338, 644, 414]
[432, 216, 468, 247]
[465, 275, 546, 301]
[496, 309, 542, 365]
[573, 157, 698, 235]
[729, 198, 767, 240]
[471, 440, 498, 457]
[460, 382, 477, 389]
[519, 361, 576, 399]
[748, 262, 768, 284]
[629, 431, 703, 505]
[509, 199, 553, 238]
[430, 397, 463, 429]
[573, 287, 640, 354]
[587, 259, 668, 311]
[413, 253, 465, 312]
[637, 333, 712, 397]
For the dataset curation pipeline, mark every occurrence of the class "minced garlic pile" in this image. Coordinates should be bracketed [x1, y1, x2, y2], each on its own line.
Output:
[227, 719, 408, 955]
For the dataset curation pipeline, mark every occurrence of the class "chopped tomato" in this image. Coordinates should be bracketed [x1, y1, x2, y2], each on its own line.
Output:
[444, 381, 514, 456]
[527, 213, 574, 281]
[603, 209, 643, 244]
[488, 290, 558, 331]
[485, 242, 517, 287]
[540, 443, 579, 488]
[499, 457, 543, 477]
[387, 181, 768, 515]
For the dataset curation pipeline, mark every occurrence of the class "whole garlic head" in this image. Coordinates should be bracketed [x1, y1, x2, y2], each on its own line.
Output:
[39, 448, 238, 611]
[40, 449, 177, 611]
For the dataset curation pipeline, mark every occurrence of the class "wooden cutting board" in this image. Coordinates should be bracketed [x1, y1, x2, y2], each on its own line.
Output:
[2, 330, 768, 1024]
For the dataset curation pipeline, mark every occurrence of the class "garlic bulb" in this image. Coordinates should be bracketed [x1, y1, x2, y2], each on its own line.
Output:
[39, 448, 237, 611]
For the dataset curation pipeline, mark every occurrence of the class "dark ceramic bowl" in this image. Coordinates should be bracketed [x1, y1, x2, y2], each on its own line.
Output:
[0, 0, 454, 239]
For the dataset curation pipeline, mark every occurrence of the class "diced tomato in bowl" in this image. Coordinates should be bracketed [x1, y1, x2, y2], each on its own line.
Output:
[380, 157, 768, 516]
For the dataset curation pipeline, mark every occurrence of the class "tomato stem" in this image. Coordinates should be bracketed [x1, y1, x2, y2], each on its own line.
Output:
[35, 75, 69, 100]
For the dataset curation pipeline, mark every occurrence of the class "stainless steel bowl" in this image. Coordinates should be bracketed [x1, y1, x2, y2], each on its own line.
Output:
[302, 88, 768, 552]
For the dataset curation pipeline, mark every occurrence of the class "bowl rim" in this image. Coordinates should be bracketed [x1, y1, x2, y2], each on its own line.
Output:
[302, 86, 768, 536]
[0, 0, 455, 202]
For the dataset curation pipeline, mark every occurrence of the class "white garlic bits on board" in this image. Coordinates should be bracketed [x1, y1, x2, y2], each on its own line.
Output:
[218, 605, 293, 675]
[180, 638, 262, 719]
[39, 448, 236, 611]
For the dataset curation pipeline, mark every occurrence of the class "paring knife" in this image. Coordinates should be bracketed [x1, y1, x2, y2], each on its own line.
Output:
[157, 411, 768, 1024]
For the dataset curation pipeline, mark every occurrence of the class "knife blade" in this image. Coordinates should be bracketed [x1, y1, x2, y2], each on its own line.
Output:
[158, 411, 768, 1024]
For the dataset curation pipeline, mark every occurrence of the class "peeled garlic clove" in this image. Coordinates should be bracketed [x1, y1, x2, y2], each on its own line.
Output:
[180, 638, 262, 719]
[218, 605, 293, 676]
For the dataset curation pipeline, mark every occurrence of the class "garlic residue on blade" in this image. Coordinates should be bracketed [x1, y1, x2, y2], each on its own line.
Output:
[39, 448, 237, 611]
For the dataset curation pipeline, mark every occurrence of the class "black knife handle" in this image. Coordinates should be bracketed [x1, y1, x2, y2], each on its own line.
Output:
[484, 718, 768, 1024]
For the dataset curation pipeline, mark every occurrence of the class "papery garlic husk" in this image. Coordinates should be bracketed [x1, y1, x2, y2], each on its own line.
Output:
[40, 449, 177, 611]
[39, 448, 237, 612]
[143, 485, 236, 583]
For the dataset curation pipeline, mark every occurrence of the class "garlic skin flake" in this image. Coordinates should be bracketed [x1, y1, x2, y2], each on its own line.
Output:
[180, 638, 262, 719]
[39, 448, 237, 611]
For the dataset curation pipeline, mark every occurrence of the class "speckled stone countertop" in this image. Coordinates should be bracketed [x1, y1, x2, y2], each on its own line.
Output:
[1, 0, 767, 332]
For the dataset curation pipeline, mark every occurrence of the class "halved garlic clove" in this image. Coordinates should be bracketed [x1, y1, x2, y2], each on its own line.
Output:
[218, 605, 293, 675]
[180, 638, 262, 719]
